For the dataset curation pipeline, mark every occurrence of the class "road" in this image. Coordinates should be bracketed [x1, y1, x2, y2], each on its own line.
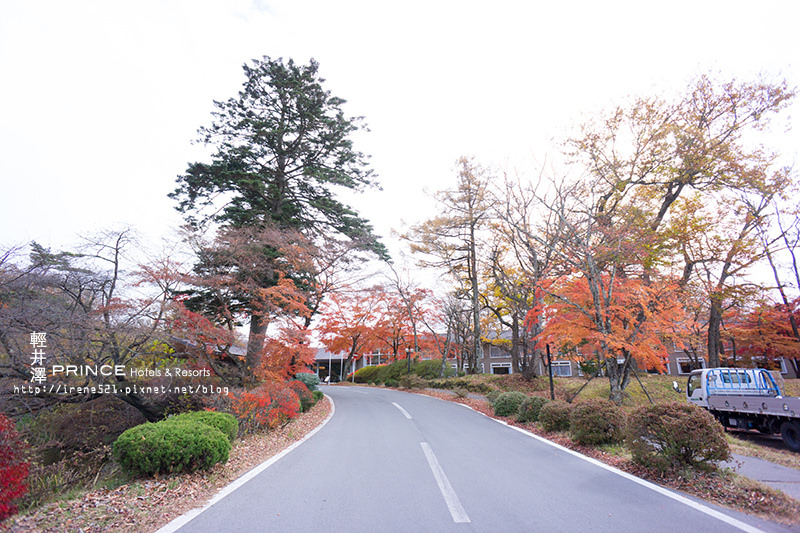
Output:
[164, 386, 796, 533]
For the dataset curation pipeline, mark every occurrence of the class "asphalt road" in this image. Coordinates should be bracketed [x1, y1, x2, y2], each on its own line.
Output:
[164, 386, 797, 533]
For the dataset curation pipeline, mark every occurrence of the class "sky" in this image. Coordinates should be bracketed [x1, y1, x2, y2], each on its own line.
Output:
[1, 0, 799, 271]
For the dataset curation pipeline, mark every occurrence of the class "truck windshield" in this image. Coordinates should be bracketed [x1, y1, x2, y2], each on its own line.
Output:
[687, 373, 700, 396]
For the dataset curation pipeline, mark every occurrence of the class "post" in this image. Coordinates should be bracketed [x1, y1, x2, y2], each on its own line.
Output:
[546, 343, 554, 400]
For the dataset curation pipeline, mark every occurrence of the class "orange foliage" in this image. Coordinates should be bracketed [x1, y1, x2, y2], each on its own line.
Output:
[170, 297, 237, 358]
[317, 289, 384, 358]
[727, 297, 800, 363]
[530, 275, 688, 372]
[256, 323, 317, 381]
[226, 381, 301, 433]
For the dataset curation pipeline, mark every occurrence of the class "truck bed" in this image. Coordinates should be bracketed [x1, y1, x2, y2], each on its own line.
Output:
[707, 395, 800, 418]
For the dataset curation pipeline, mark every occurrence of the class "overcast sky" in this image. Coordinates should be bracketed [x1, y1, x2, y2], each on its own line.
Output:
[1, 0, 798, 266]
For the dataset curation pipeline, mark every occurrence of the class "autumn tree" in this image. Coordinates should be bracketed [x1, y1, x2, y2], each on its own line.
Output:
[176, 225, 313, 381]
[567, 75, 796, 366]
[170, 56, 387, 379]
[316, 287, 386, 378]
[516, 176, 688, 403]
[403, 157, 491, 373]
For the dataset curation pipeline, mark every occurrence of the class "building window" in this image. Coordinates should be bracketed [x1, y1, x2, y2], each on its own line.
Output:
[491, 362, 512, 375]
[752, 357, 788, 374]
[551, 360, 572, 377]
[677, 358, 704, 375]
[489, 345, 506, 358]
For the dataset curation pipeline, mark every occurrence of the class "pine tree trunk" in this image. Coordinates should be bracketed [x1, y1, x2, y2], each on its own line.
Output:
[246, 313, 268, 383]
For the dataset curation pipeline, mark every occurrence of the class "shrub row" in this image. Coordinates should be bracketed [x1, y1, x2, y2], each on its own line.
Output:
[113, 411, 237, 477]
[352, 360, 458, 386]
[488, 394, 730, 472]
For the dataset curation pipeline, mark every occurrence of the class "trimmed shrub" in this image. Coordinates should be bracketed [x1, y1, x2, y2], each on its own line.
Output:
[627, 402, 730, 472]
[399, 374, 427, 389]
[289, 380, 314, 412]
[485, 390, 503, 405]
[413, 360, 455, 379]
[539, 400, 572, 432]
[113, 419, 230, 477]
[376, 361, 409, 384]
[353, 366, 382, 384]
[169, 411, 238, 443]
[569, 399, 625, 446]
[517, 396, 549, 423]
[0, 414, 29, 521]
[312, 390, 324, 403]
[295, 372, 321, 391]
[493, 391, 528, 417]
[384, 379, 399, 388]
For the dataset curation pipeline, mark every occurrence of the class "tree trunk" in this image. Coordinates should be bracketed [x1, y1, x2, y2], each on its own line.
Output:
[510, 315, 520, 374]
[707, 296, 723, 367]
[605, 356, 631, 405]
[246, 313, 268, 382]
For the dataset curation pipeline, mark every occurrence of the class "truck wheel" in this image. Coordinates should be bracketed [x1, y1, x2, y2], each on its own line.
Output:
[780, 421, 800, 452]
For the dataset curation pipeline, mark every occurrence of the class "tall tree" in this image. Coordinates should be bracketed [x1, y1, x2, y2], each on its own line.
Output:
[170, 56, 387, 376]
[403, 157, 490, 373]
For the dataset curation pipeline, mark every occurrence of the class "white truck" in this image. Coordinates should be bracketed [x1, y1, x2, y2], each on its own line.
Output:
[678, 367, 800, 452]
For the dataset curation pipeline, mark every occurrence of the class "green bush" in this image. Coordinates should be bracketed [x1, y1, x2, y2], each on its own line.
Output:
[312, 390, 324, 403]
[384, 379, 399, 388]
[517, 396, 549, 423]
[413, 360, 455, 379]
[627, 402, 730, 472]
[376, 361, 409, 384]
[290, 380, 315, 412]
[538, 400, 572, 432]
[569, 399, 625, 446]
[113, 420, 230, 477]
[169, 411, 238, 443]
[428, 378, 494, 395]
[353, 366, 382, 384]
[295, 372, 321, 391]
[399, 374, 428, 389]
[493, 391, 528, 417]
[485, 390, 503, 405]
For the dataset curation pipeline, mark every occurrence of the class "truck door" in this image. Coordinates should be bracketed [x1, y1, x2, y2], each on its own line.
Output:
[687, 371, 705, 407]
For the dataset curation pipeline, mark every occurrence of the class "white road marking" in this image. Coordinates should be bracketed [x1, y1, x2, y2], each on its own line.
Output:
[392, 402, 412, 419]
[420, 442, 470, 524]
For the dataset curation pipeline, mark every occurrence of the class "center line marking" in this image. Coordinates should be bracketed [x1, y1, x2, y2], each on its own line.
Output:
[420, 442, 470, 524]
[392, 402, 412, 419]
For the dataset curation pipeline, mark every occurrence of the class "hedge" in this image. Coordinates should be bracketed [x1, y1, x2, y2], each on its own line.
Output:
[169, 411, 238, 443]
[113, 419, 230, 477]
